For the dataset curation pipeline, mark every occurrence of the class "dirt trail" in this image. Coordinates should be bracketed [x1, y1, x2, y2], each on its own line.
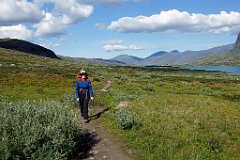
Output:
[101, 80, 113, 92]
[77, 80, 132, 160]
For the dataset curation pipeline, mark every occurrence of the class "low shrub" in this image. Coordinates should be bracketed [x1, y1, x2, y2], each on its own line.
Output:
[142, 84, 155, 92]
[113, 91, 141, 102]
[114, 107, 142, 130]
[61, 94, 77, 107]
[140, 75, 152, 79]
[113, 74, 129, 80]
[92, 77, 101, 82]
[0, 101, 81, 160]
[220, 93, 240, 102]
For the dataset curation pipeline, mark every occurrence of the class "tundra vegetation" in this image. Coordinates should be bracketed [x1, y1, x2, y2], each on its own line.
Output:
[0, 48, 240, 159]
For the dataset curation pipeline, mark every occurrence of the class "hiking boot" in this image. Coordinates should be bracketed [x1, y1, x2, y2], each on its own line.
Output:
[84, 119, 89, 123]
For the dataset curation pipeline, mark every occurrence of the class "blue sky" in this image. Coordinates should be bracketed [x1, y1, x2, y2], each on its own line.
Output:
[1, 0, 240, 59]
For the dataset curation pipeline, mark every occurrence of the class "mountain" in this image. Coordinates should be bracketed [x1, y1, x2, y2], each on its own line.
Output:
[60, 56, 125, 65]
[234, 32, 240, 49]
[142, 50, 184, 65]
[111, 51, 168, 64]
[144, 51, 168, 59]
[0, 38, 59, 59]
[188, 32, 240, 66]
[112, 44, 233, 65]
[142, 44, 234, 65]
[189, 49, 240, 66]
[111, 55, 143, 64]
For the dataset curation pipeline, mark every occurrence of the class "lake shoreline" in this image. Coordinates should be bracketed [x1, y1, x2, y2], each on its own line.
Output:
[181, 66, 240, 75]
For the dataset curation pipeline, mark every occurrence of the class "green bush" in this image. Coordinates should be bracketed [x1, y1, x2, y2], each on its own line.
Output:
[114, 108, 142, 130]
[0, 101, 81, 160]
[140, 74, 152, 79]
[113, 74, 129, 80]
[61, 94, 77, 107]
[92, 77, 101, 82]
[221, 93, 240, 102]
[142, 84, 155, 92]
[114, 92, 140, 101]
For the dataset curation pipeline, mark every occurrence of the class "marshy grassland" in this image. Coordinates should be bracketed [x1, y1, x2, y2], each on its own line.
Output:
[1, 48, 240, 159]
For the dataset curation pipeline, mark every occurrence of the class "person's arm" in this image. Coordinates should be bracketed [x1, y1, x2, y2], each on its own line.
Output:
[88, 80, 94, 97]
[76, 80, 80, 98]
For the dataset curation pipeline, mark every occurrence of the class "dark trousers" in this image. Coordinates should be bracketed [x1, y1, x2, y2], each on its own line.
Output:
[79, 92, 90, 120]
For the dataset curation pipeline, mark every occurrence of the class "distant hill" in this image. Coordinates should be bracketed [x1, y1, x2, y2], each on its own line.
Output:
[189, 49, 240, 66]
[111, 44, 233, 66]
[143, 44, 233, 65]
[145, 51, 168, 59]
[189, 32, 240, 66]
[111, 55, 143, 64]
[0, 39, 59, 59]
[60, 56, 125, 66]
[110, 51, 169, 65]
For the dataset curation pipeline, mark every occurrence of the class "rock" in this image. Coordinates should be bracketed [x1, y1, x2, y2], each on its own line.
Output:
[90, 150, 99, 155]
[115, 101, 129, 109]
[234, 32, 240, 49]
[127, 149, 132, 154]
[93, 150, 99, 154]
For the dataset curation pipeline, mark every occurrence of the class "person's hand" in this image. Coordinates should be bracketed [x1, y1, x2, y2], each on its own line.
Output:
[90, 97, 94, 101]
[76, 98, 79, 102]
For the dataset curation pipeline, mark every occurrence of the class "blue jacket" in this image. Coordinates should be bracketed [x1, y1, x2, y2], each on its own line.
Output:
[76, 79, 94, 98]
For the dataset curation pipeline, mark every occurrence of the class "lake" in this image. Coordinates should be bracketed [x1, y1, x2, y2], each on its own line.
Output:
[182, 66, 240, 75]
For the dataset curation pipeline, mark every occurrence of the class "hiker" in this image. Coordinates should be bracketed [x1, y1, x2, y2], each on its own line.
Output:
[76, 69, 94, 122]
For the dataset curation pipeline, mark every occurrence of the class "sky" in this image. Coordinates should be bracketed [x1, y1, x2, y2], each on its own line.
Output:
[0, 0, 240, 59]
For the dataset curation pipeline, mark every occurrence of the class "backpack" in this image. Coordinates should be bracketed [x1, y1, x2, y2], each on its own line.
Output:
[77, 72, 82, 81]
[78, 78, 91, 93]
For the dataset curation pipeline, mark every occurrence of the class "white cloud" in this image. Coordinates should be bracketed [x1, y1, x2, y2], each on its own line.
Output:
[95, 23, 106, 30]
[40, 42, 61, 47]
[81, 0, 146, 5]
[81, 0, 127, 5]
[103, 39, 145, 52]
[0, 0, 149, 40]
[34, 0, 93, 37]
[128, 45, 145, 50]
[107, 10, 240, 34]
[51, 0, 93, 22]
[0, 0, 43, 25]
[0, 24, 33, 40]
[34, 13, 68, 37]
[104, 44, 128, 52]
[0, 0, 93, 39]
[103, 44, 145, 52]
[105, 39, 124, 44]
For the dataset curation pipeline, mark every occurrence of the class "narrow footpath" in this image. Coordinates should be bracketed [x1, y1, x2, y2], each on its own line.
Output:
[76, 80, 132, 160]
